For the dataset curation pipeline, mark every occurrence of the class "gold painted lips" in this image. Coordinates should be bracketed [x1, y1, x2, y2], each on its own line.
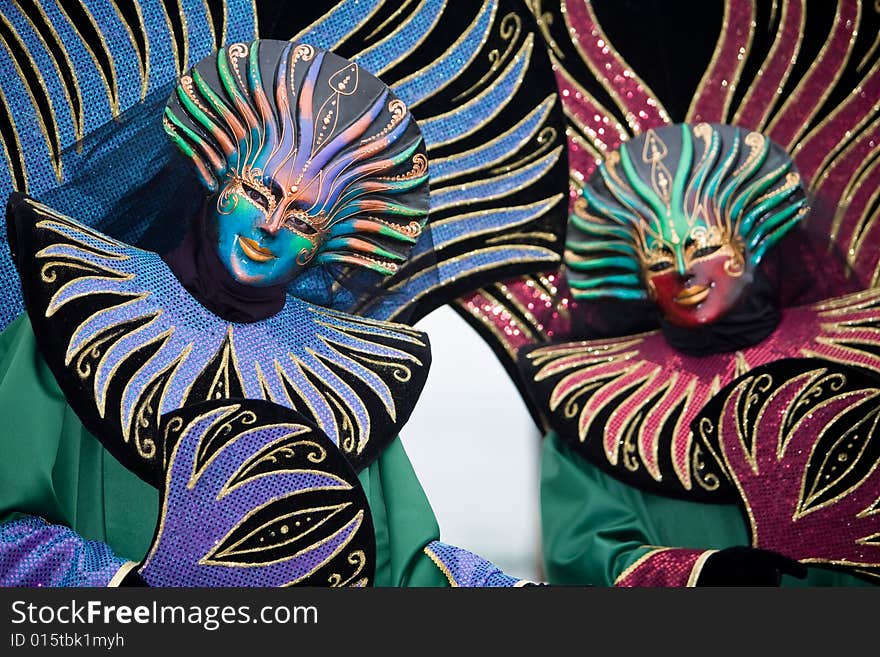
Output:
[674, 284, 710, 306]
[238, 236, 276, 262]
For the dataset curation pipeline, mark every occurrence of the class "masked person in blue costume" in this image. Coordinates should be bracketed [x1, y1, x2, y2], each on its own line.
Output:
[0, 1, 569, 587]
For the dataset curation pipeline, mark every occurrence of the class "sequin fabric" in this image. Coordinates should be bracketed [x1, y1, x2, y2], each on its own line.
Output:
[423, 541, 529, 587]
[615, 548, 708, 587]
[140, 402, 373, 587]
[0, 0, 257, 330]
[694, 359, 880, 579]
[519, 287, 880, 497]
[0, 516, 126, 587]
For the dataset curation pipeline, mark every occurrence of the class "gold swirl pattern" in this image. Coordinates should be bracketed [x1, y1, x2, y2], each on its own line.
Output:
[453, 12, 522, 103]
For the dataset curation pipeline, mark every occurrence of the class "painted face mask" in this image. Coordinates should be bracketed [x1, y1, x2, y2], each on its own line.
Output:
[565, 123, 808, 328]
[163, 40, 428, 287]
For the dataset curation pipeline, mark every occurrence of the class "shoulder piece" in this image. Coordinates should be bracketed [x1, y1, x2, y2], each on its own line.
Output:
[7, 193, 429, 475]
[517, 288, 880, 500]
[693, 358, 880, 584]
[145, 398, 374, 586]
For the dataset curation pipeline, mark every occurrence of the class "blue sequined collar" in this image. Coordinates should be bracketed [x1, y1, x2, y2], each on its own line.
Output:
[8, 194, 431, 482]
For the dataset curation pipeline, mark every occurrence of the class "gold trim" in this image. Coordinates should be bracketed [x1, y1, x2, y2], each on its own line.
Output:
[307, 343, 396, 418]
[424, 35, 535, 150]
[687, 550, 719, 587]
[431, 146, 563, 214]
[423, 544, 458, 587]
[76, 0, 121, 114]
[490, 126, 558, 175]
[733, 0, 805, 130]
[395, 0, 497, 110]
[206, 500, 355, 561]
[429, 195, 562, 255]
[613, 547, 670, 585]
[429, 94, 556, 183]
[848, 166, 880, 268]
[52, 1, 117, 115]
[794, 391, 880, 519]
[797, 57, 880, 190]
[553, 51, 629, 151]
[361, 0, 447, 76]
[0, 84, 24, 190]
[366, 0, 417, 41]
[289, 0, 385, 50]
[526, 0, 565, 60]
[690, 0, 756, 123]
[177, 0, 192, 71]
[155, 0, 182, 77]
[382, 244, 559, 321]
[130, 3, 153, 92]
[6, 4, 82, 151]
[767, 0, 861, 149]
[825, 114, 880, 248]
[30, 0, 87, 143]
[107, 0, 148, 100]
[107, 561, 139, 587]
[0, 15, 63, 182]
[562, 0, 671, 130]
[452, 293, 525, 361]
[65, 294, 151, 366]
[453, 11, 522, 103]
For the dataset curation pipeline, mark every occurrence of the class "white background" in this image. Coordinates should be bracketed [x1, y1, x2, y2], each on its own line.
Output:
[400, 305, 544, 581]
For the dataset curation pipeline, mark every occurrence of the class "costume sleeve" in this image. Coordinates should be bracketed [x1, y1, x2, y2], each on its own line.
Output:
[0, 314, 143, 587]
[0, 515, 135, 587]
[357, 437, 449, 587]
[540, 431, 738, 587]
[423, 542, 537, 587]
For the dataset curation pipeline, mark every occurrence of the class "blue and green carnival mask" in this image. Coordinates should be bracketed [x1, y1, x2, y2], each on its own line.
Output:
[163, 40, 428, 287]
[565, 123, 809, 328]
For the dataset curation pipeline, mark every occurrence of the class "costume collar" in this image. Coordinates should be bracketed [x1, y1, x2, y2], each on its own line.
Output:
[8, 193, 430, 481]
[518, 288, 880, 500]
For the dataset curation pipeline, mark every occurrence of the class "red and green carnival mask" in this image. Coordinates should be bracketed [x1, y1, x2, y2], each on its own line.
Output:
[565, 123, 808, 328]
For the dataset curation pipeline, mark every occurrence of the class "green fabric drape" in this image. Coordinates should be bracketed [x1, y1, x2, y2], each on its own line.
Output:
[540, 431, 873, 587]
[0, 313, 447, 587]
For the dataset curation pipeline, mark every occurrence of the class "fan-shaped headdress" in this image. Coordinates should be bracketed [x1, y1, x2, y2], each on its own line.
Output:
[163, 39, 429, 278]
[565, 122, 809, 301]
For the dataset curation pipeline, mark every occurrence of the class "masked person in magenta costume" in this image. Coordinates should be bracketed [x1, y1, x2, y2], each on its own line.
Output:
[0, 33, 566, 587]
[452, 1, 880, 586]
[517, 123, 880, 587]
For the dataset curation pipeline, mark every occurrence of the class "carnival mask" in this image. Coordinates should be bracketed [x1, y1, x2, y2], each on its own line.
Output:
[566, 123, 807, 328]
[642, 229, 753, 328]
[164, 40, 429, 287]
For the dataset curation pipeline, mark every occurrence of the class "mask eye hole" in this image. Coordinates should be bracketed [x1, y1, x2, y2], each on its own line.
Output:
[241, 182, 270, 210]
[285, 212, 318, 236]
[648, 260, 673, 273]
[692, 245, 721, 259]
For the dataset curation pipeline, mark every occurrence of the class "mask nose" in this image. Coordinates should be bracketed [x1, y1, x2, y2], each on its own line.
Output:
[260, 209, 285, 236]
[674, 247, 689, 276]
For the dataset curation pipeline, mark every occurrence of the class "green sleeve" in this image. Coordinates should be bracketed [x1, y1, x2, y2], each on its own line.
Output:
[540, 431, 675, 585]
[540, 431, 873, 587]
[0, 313, 159, 560]
[358, 437, 449, 587]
